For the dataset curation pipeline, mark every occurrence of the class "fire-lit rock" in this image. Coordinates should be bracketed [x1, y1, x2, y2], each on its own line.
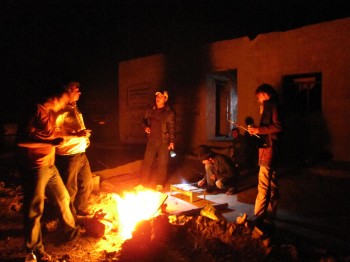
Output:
[82, 217, 113, 238]
[152, 214, 172, 242]
[132, 220, 152, 243]
[115, 214, 269, 262]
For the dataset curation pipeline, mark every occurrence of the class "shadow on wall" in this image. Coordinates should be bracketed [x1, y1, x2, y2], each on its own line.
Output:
[164, 43, 212, 150]
[81, 87, 119, 144]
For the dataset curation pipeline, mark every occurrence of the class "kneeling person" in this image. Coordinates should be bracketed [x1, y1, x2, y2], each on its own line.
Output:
[197, 146, 238, 195]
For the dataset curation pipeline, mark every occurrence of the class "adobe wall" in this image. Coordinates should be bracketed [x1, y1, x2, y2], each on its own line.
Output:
[119, 54, 165, 144]
[119, 18, 350, 161]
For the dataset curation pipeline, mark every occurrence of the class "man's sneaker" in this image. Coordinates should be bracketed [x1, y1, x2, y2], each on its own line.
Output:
[34, 249, 52, 262]
[155, 185, 164, 191]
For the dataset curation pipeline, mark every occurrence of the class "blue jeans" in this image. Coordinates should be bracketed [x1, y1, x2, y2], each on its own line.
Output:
[140, 138, 169, 186]
[56, 153, 93, 215]
[254, 166, 278, 220]
[254, 148, 279, 221]
[24, 165, 76, 253]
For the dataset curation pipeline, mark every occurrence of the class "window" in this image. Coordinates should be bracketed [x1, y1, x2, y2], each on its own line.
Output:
[282, 73, 322, 114]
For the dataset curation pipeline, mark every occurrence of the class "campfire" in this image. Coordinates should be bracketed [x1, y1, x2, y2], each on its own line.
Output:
[79, 185, 273, 262]
[114, 188, 168, 239]
[1, 180, 300, 261]
[81, 186, 168, 252]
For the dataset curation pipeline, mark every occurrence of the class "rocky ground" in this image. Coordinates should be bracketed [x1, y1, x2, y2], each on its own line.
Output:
[1, 143, 350, 261]
[0, 183, 294, 262]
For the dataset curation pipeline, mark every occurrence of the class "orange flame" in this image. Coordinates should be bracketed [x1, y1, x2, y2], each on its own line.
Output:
[90, 188, 168, 253]
[113, 189, 167, 240]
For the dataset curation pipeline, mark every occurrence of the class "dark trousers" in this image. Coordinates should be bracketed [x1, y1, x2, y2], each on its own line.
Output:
[140, 139, 169, 186]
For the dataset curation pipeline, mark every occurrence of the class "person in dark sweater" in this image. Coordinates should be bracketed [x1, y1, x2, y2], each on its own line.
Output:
[248, 83, 282, 232]
[197, 145, 239, 195]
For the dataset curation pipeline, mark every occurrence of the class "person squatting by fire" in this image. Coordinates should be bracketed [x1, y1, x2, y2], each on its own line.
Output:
[197, 145, 239, 195]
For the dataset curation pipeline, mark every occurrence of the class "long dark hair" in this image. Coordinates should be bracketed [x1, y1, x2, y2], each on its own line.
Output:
[255, 83, 279, 101]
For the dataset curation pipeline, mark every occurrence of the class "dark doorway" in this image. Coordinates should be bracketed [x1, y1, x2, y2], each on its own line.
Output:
[211, 70, 237, 138]
[281, 72, 331, 165]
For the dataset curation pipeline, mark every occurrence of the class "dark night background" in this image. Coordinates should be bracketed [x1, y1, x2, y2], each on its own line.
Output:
[1, 0, 349, 131]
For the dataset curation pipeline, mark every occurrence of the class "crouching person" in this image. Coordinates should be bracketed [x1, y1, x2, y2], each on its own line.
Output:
[197, 145, 238, 195]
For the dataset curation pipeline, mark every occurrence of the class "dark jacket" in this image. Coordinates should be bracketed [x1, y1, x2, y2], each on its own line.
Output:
[143, 104, 176, 144]
[212, 154, 238, 181]
[259, 99, 282, 148]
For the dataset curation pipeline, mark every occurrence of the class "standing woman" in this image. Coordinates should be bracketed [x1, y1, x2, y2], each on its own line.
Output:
[248, 84, 282, 232]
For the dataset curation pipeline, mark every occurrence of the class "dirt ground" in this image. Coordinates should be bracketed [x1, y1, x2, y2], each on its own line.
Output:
[1, 143, 350, 261]
[0, 189, 284, 262]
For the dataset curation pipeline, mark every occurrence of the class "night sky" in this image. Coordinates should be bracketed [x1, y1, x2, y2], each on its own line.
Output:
[1, 0, 349, 123]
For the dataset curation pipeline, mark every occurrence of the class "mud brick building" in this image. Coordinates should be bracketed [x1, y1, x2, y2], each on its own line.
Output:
[118, 18, 350, 162]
